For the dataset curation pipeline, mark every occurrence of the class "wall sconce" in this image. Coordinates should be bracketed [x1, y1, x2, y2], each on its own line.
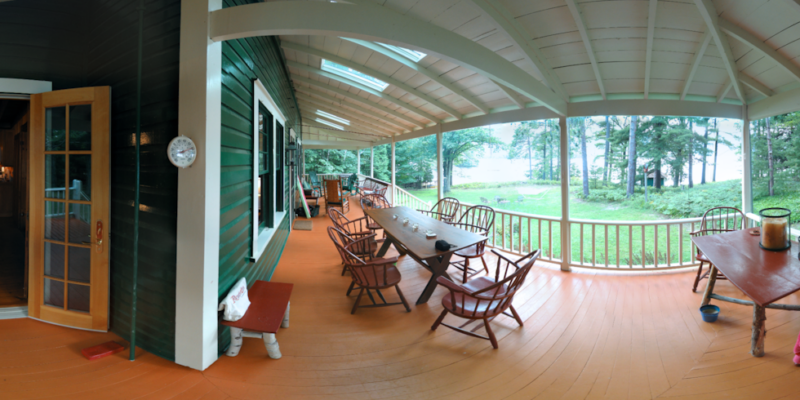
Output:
[285, 142, 297, 167]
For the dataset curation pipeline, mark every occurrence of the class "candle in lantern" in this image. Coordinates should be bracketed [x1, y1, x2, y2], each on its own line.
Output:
[762, 217, 788, 249]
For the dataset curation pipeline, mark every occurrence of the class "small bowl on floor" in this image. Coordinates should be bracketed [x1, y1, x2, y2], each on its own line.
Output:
[700, 305, 720, 322]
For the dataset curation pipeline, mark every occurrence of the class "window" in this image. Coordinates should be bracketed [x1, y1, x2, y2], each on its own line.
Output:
[375, 42, 427, 62]
[252, 79, 288, 261]
[320, 59, 389, 91]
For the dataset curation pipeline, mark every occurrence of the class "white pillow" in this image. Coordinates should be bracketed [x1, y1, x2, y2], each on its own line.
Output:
[218, 277, 251, 321]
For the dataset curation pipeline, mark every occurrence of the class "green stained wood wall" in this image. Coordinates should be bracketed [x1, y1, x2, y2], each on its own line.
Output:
[218, 0, 302, 355]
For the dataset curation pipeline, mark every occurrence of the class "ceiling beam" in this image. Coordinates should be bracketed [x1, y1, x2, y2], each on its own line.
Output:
[296, 95, 396, 135]
[342, 38, 491, 114]
[283, 41, 462, 119]
[716, 79, 733, 103]
[288, 60, 441, 123]
[739, 74, 774, 97]
[297, 99, 395, 136]
[644, 0, 658, 99]
[492, 80, 525, 109]
[301, 118, 379, 142]
[681, 31, 713, 100]
[300, 109, 386, 137]
[719, 18, 800, 83]
[294, 85, 410, 132]
[469, 0, 568, 101]
[290, 72, 427, 129]
[564, 0, 606, 100]
[209, 1, 567, 115]
[693, 0, 745, 101]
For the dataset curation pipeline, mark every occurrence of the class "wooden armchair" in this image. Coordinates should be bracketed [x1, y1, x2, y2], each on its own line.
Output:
[324, 179, 349, 215]
[690, 207, 744, 292]
[360, 194, 392, 238]
[432, 249, 541, 348]
[327, 225, 376, 281]
[329, 231, 411, 314]
[417, 197, 460, 222]
[448, 205, 496, 283]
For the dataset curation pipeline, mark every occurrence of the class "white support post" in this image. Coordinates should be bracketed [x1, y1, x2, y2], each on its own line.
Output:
[356, 149, 361, 175]
[742, 107, 753, 215]
[370, 146, 374, 178]
[559, 116, 571, 272]
[175, 0, 222, 371]
[302, 149, 306, 176]
[391, 136, 396, 204]
[437, 124, 443, 202]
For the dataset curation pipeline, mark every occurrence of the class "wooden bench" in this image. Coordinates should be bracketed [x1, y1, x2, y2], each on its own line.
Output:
[220, 281, 293, 359]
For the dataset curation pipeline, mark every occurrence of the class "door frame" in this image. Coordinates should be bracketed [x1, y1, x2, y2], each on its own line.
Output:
[0, 78, 51, 320]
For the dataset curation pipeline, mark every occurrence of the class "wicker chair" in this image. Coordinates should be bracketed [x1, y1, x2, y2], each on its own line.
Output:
[417, 197, 460, 222]
[448, 205, 496, 283]
[690, 207, 745, 292]
[432, 249, 540, 348]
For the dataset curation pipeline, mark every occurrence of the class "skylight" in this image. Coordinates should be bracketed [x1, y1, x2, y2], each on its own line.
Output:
[320, 59, 389, 92]
[315, 110, 349, 125]
[375, 43, 427, 62]
[315, 118, 344, 130]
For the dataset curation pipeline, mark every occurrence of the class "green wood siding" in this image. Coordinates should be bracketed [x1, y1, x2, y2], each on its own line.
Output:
[218, 0, 302, 356]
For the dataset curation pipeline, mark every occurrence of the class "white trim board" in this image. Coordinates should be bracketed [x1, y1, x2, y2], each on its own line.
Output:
[0, 306, 28, 320]
[0, 78, 52, 96]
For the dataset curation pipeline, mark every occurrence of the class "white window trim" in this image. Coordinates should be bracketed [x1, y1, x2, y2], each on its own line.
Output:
[251, 79, 287, 262]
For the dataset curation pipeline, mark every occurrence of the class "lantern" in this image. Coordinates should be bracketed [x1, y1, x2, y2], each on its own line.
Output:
[759, 208, 791, 251]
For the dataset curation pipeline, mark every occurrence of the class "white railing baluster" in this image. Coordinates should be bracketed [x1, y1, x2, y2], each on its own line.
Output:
[591, 224, 596, 267]
[629, 226, 633, 268]
[654, 225, 659, 268]
[604, 224, 609, 267]
[666, 224, 671, 267]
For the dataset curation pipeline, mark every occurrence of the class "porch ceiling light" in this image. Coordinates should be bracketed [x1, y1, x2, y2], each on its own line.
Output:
[375, 42, 427, 62]
[321, 59, 389, 92]
[315, 118, 344, 130]
[315, 110, 349, 125]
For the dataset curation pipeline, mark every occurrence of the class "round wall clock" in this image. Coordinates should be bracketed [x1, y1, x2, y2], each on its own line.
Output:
[167, 135, 197, 168]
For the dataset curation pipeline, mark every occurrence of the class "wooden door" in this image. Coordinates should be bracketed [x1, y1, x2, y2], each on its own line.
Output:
[28, 87, 110, 331]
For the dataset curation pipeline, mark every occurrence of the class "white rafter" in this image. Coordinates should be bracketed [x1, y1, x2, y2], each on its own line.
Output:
[288, 61, 441, 123]
[342, 38, 491, 115]
[564, 0, 606, 100]
[739, 74, 774, 97]
[644, 0, 658, 99]
[719, 18, 800, 83]
[209, 1, 568, 115]
[301, 118, 379, 142]
[716, 79, 733, 103]
[469, 0, 568, 101]
[493, 80, 525, 109]
[301, 109, 385, 137]
[291, 75, 425, 129]
[283, 41, 462, 119]
[294, 85, 410, 132]
[681, 31, 713, 100]
[296, 96, 395, 136]
[693, 0, 745, 102]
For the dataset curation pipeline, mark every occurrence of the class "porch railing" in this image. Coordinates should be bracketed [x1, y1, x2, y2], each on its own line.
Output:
[393, 186, 431, 211]
[44, 179, 91, 223]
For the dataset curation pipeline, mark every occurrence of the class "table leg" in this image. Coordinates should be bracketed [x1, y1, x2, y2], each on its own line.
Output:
[700, 265, 718, 307]
[226, 327, 243, 357]
[375, 235, 394, 257]
[416, 253, 454, 305]
[751, 304, 766, 357]
[282, 301, 290, 328]
[263, 333, 282, 359]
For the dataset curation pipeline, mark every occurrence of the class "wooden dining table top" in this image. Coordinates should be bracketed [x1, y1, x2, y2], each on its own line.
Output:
[365, 206, 486, 260]
[692, 227, 800, 306]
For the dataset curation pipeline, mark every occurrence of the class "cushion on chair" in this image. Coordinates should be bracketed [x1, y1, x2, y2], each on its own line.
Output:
[352, 264, 402, 288]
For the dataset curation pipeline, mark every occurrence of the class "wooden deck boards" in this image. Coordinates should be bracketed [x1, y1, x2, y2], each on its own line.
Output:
[1, 198, 799, 399]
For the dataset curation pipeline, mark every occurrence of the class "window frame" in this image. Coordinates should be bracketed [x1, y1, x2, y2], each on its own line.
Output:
[251, 79, 287, 262]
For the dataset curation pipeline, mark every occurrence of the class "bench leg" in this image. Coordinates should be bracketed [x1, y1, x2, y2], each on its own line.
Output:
[263, 333, 282, 359]
[226, 327, 243, 357]
[282, 301, 290, 328]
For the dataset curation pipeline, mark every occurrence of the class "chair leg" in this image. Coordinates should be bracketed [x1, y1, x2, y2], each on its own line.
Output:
[509, 305, 524, 327]
[341, 263, 348, 276]
[462, 258, 470, 284]
[692, 262, 704, 293]
[395, 285, 411, 312]
[431, 309, 448, 331]
[346, 281, 355, 296]
[480, 255, 489, 274]
[351, 287, 364, 314]
[484, 319, 498, 349]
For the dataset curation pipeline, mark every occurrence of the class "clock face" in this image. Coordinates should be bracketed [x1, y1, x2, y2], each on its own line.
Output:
[167, 136, 197, 168]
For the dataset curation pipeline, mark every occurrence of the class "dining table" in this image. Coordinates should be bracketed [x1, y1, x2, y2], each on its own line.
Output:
[693, 227, 800, 357]
[364, 206, 487, 305]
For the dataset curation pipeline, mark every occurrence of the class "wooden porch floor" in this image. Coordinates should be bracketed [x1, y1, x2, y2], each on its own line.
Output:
[2, 200, 800, 399]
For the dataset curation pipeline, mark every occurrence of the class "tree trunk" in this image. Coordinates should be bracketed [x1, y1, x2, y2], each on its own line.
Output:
[542, 133, 547, 180]
[688, 120, 694, 188]
[713, 119, 719, 182]
[701, 121, 709, 184]
[580, 118, 590, 197]
[626, 116, 638, 198]
[443, 159, 453, 193]
[766, 117, 774, 196]
[549, 134, 554, 181]
[655, 161, 662, 190]
[527, 135, 533, 180]
[603, 115, 610, 184]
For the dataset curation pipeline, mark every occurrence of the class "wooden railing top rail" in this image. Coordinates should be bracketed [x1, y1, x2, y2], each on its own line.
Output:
[747, 212, 800, 236]
[458, 202, 562, 223]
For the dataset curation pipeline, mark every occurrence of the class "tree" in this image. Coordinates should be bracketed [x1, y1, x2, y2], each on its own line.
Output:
[508, 121, 539, 180]
[626, 115, 638, 198]
[438, 127, 503, 193]
[572, 117, 590, 197]
[766, 117, 775, 196]
[602, 116, 610, 184]
[712, 119, 719, 182]
[701, 119, 712, 184]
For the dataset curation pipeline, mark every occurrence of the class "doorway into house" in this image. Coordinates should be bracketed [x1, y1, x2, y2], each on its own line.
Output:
[0, 98, 30, 309]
